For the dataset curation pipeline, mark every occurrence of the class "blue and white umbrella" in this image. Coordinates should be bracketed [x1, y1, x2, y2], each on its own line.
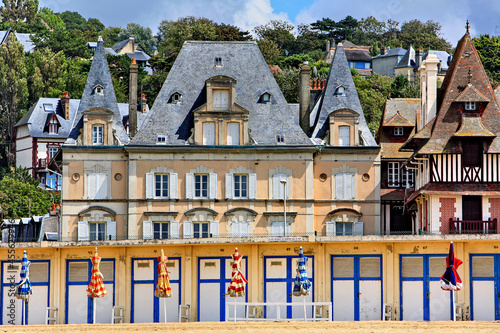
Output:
[292, 246, 312, 321]
[16, 250, 32, 325]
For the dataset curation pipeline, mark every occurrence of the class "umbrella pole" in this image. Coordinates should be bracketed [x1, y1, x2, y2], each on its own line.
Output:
[234, 297, 237, 322]
[303, 296, 307, 322]
[22, 299, 25, 325]
[452, 291, 456, 321]
[93, 298, 96, 324]
[164, 298, 167, 323]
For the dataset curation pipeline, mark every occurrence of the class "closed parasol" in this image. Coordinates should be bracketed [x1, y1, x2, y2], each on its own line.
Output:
[292, 246, 312, 321]
[16, 251, 32, 325]
[87, 247, 107, 323]
[227, 248, 247, 321]
[155, 249, 172, 322]
[440, 241, 462, 321]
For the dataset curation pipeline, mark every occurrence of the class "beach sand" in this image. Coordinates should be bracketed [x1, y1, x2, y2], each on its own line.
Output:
[2, 321, 500, 332]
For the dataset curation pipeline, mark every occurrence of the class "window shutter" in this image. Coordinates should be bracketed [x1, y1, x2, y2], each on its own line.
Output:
[346, 173, 354, 199]
[96, 173, 107, 199]
[209, 173, 217, 199]
[170, 173, 178, 199]
[354, 222, 363, 236]
[142, 220, 153, 240]
[285, 222, 290, 237]
[210, 220, 219, 238]
[170, 221, 179, 239]
[106, 221, 116, 240]
[88, 173, 97, 199]
[272, 222, 284, 237]
[145, 173, 154, 199]
[326, 221, 335, 236]
[242, 221, 250, 237]
[225, 173, 233, 199]
[78, 221, 89, 241]
[336, 174, 344, 199]
[231, 222, 239, 237]
[249, 173, 257, 199]
[183, 221, 193, 238]
[186, 173, 194, 199]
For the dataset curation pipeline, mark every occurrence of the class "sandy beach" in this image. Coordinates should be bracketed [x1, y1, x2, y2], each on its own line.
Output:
[1, 321, 500, 332]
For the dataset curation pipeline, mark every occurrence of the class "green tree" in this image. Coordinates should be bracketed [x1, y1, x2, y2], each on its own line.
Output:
[0, 36, 28, 167]
[117, 22, 156, 54]
[256, 39, 281, 64]
[474, 34, 500, 84]
[398, 20, 452, 51]
[351, 69, 392, 132]
[31, 26, 90, 58]
[38, 6, 65, 30]
[391, 74, 419, 98]
[0, 0, 38, 24]
[0, 172, 51, 218]
[254, 20, 295, 56]
[64, 58, 89, 99]
[311, 16, 358, 42]
[273, 67, 300, 103]
[293, 24, 325, 61]
[214, 23, 251, 41]
[57, 10, 86, 32]
[101, 26, 122, 46]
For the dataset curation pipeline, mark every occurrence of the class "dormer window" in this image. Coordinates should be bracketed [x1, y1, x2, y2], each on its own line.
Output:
[259, 93, 271, 104]
[92, 125, 103, 145]
[213, 90, 229, 110]
[276, 134, 285, 144]
[93, 85, 104, 96]
[394, 127, 404, 136]
[465, 101, 476, 110]
[215, 57, 222, 67]
[49, 118, 58, 134]
[335, 86, 346, 96]
[157, 134, 166, 144]
[169, 93, 182, 104]
[43, 104, 54, 112]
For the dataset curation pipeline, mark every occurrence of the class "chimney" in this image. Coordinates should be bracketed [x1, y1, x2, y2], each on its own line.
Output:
[61, 91, 70, 120]
[415, 48, 422, 68]
[381, 47, 386, 55]
[299, 61, 311, 135]
[129, 36, 135, 51]
[326, 40, 330, 53]
[419, 54, 439, 129]
[141, 93, 147, 113]
[129, 58, 138, 137]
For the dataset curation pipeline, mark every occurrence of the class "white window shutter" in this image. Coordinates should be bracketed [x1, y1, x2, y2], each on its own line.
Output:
[242, 221, 250, 237]
[209, 173, 217, 199]
[170, 173, 178, 199]
[354, 222, 363, 235]
[96, 173, 107, 199]
[146, 173, 154, 199]
[249, 173, 257, 199]
[183, 221, 193, 238]
[210, 220, 219, 238]
[186, 173, 194, 199]
[346, 173, 353, 199]
[143, 220, 153, 239]
[225, 173, 233, 199]
[272, 174, 281, 199]
[88, 173, 97, 199]
[271, 222, 279, 236]
[336, 174, 344, 199]
[231, 222, 239, 237]
[106, 221, 116, 240]
[78, 221, 89, 241]
[170, 221, 179, 239]
[326, 222, 335, 236]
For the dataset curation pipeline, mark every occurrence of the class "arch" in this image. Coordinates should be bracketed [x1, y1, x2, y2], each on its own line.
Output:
[327, 208, 362, 218]
[92, 84, 104, 96]
[224, 207, 258, 216]
[168, 92, 182, 104]
[78, 206, 116, 217]
[258, 92, 272, 104]
[335, 86, 346, 96]
[185, 207, 218, 217]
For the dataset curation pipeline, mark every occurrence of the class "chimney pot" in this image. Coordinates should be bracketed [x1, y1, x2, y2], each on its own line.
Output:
[132, 58, 136, 64]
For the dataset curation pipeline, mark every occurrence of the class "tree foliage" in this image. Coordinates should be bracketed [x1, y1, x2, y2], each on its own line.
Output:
[0, 0, 38, 23]
[117, 22, 156, 54]
[32, 25, 90, 58]
[391, 74, 420, 98]
[273, 67, 300, 103]
[474, 34, 500, 85]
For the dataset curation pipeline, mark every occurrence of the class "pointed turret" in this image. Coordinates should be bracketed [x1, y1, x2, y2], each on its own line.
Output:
[67, 36, 128, 144]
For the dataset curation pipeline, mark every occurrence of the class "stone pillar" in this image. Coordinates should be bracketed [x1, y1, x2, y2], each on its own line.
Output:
[299, 61, 311, 135]
[129, 58, 138, 137]
[419, 54, 439, 128]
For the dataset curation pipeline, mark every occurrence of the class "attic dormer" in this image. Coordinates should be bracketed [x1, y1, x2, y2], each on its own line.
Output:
[45, 112, 60, 135]
[93, 85, 104, 96]
[329, 109, 360, 146]
[454, 82, 490, 115]
[258, 92, 272, 104]
[206, 76, 236, 111]
[334, 86, 346, 96]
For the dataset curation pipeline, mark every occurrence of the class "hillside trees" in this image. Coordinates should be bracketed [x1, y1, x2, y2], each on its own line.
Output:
[474, 34, 500, 84]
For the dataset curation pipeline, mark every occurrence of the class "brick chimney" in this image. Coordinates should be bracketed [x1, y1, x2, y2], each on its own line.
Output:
[381, 47, 386, 55]
[129, 58, 138, 137]
[299, 61, 311, 135]
[141, 93, 147, 113]
[415, 48, 422, 69]
[61, 91, 70, 119]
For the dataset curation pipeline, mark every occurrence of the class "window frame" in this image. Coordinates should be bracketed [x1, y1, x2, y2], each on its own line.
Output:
[388, 162, 400, 187]
[276, 134, 285, 144]
[215, 57, 222, 67]
[465, 101, 476, 111]
[153, 222, 170, 239]
[157, 134, 166, 144]
[335, 221, 354, 236]
[48, 146, 59, 160]
[48, 118, 58, 134]
[193, 221, 210, 238]
[89, 222, 106, 241]
[194, 174, 209, 198]
[233, 174, 248, 199]
[394, 127, 404, 136]
[338, 125, 350, 146]
[401, 167, 414, 188]
[92, 124, 104, 145]
[155, 173, 169, 198]
[335, 172, 354, 200]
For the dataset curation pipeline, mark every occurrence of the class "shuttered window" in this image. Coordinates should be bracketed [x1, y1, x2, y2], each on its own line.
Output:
[402, 256, 423, 277]
[202, 122, 215, 145]
[339, 126, 350, 146]
[99, 261, 114, 281]
[333, 257, 354, 278]
[29, 262, 49, 283]
[88, 172, 107, 199]
[69, 262, 89, 282]
[429, 257, 445, 277]
[227, 122, 240, 145]
[213, 90, 229, 110]
[272, 174, 289, 199]
[335, 173, 354, 199]
[359, 257, 380, 278]
[472, 256, 494, 277]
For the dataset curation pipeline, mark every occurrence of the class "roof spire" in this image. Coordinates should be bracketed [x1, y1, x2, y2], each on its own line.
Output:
[466, 20, 470, 34]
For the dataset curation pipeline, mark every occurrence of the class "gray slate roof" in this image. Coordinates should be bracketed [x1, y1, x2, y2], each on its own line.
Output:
[395, 45, 416, 68]
[131, 41, 312, 146]
[372, 47, 406, 59]
[67, 39, 129, 144]
[0, 29, 35, 52]
[423, 50, 450, 71]
[310, 43, 377, 146]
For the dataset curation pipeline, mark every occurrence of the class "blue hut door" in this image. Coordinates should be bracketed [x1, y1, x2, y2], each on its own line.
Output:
[470, 254, 500, 320]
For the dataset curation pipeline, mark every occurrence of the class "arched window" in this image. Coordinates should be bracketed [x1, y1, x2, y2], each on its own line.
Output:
[335, 86, 346, 96]
[49, 117, 58, 134]
[93, 85, 104, 96]
[169, 93, 182, 104]
[259, 93, 271, 104]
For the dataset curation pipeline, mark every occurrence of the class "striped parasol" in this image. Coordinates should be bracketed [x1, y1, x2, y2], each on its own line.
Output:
[87, 247, 107, 298]
[440, 241, 462, 291]
[227, 248, 247, 297]
[15, 251, 32, 301]
[293, 246, 311, 296]
[155, 249, 172, 298]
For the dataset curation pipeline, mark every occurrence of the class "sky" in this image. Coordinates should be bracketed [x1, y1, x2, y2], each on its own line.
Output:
[38, 0, 500, 46]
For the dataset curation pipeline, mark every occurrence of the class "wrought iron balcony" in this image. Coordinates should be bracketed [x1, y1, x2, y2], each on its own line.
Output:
[448, 218, 498, 234]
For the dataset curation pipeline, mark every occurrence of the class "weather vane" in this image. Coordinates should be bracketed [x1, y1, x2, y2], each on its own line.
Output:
[466, 20, 470, 34]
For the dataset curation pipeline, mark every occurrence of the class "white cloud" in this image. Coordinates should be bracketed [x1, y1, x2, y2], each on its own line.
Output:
[233, 0, 290, 32]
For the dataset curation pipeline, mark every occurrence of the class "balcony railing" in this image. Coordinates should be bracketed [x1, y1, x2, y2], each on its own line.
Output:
[37, 158, 47, 170]
[449, 218, 498, 234]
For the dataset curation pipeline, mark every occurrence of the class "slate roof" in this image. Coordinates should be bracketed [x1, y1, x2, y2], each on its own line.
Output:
[326, 40, 371, 63]
[0, 28, 35, 52]
[395, 45, 416, 68]
[372, 47, 406, 59]
[130, 41, 312, 146]
[423, 50, 450, 71]
[415, 32, 500, 154]
[381, 98, 419, 126]
[67, 38, 129, 144]
[112, 39, 129, 53]
[14, 97, 149, 140]
[453, 115, 494, 137]
[311, 43, 376, 146]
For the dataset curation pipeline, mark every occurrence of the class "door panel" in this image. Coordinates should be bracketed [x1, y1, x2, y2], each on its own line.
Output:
[359, 281, 381, 320]
[470, 255, 499, 320]
[402, 281, 423, 320]
[429, 281, 451, 320]
[472, 281, 495, 320]
[265, 281, 287, 318]
[133, 284, 154, 323]
[333, 280, 354, 320]
[199, 282, 220, 321]
[67, 285, 88, 324]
